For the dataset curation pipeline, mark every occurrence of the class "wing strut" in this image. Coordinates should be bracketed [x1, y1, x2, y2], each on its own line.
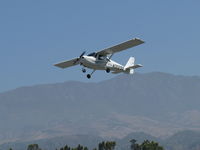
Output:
[108, 54, 114, 59]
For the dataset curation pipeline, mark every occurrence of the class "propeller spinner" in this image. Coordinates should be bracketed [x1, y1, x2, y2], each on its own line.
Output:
[73, 51, 86, 64]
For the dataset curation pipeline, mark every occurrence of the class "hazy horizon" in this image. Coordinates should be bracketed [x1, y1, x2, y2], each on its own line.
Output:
[1, 71, 200, 93]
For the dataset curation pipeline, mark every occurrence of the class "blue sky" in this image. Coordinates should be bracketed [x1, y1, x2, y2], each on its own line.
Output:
[0, 0, 200, 92]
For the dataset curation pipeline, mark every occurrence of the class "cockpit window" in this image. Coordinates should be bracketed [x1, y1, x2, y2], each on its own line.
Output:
[98, 55, 105, 60]
[87, 52, 96, 57]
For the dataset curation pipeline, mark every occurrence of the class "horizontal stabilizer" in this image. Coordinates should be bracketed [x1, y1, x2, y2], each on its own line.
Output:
[125, 64, 143, 70]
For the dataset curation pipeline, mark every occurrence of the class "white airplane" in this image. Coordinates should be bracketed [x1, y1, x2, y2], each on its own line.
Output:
[54, 38, 144, 79]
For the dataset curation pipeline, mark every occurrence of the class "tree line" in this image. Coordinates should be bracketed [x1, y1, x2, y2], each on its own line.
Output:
[8, 139, 164, 150]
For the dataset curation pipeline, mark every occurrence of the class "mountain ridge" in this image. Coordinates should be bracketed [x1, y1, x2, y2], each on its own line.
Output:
[1, 72, 200, 144]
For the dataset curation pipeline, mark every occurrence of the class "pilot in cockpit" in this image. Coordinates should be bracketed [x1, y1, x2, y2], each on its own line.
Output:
[87, 52, 105, 60]
[97, 55, 105, 60]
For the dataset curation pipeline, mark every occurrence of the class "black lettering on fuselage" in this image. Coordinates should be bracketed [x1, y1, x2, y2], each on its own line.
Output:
[113, 64, 123, 70]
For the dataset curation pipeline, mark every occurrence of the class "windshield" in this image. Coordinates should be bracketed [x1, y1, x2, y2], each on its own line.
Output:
[87, 52, 96, 57]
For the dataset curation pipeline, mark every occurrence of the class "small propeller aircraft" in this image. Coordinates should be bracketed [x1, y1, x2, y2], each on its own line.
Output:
[54, 38, 144, 79]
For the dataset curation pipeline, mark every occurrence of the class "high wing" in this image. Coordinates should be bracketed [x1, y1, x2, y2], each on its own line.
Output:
[54, 58, 79, 69]
[96, 38, 144, 56]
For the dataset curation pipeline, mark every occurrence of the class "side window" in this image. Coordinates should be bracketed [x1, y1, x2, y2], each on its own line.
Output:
[98, 55, 104, 60]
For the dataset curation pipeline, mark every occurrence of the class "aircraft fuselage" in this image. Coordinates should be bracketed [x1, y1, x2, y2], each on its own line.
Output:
[80, 56, 124, 71]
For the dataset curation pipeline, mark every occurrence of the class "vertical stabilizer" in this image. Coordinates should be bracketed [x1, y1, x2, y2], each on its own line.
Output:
[125, 57, 135, 69]
[124, 57, 135, 74]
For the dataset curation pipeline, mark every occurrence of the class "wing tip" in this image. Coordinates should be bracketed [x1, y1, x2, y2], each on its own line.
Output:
[53, 63, 59, 67]
[53, 63, 64, 69]
[134, 38, 145, 44]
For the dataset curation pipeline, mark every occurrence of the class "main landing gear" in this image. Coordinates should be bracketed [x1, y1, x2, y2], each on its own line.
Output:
[106, 68, 110, 73]
[82, 68, 86, 73]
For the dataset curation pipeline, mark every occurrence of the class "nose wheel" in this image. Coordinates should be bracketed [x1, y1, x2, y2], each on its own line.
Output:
[86, 70, 95, 79]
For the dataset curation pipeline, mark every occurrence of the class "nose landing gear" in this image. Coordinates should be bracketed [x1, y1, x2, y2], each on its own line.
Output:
[87, 74, 91, 79]
[86, 70, 96, 79]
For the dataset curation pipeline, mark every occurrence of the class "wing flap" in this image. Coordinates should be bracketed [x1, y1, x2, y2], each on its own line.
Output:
[97, 38, 144, 56]
[54, 58, 79, 69]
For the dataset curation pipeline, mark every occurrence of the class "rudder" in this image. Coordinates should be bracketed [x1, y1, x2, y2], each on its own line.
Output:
[125, 57, 135, 69]
[124, 57, 135, 74]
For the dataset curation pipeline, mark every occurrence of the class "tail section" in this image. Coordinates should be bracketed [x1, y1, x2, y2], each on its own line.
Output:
[124, 57, 142, 74]
[125, 57, 135, 69]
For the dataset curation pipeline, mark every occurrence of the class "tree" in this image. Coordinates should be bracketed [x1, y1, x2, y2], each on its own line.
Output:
[63, 145, 71, 150]
[98, 141, 116, 150]
[130, 139, 140, 150]
[77, 144, 83, 150]
[27, 144, 42, 150]
[130, 140, 164, 150]
[83, 147, 88, 150]
[140, 140, 164, 150]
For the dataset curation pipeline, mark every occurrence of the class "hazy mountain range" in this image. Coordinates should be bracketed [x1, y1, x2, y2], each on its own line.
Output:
[1, 72, 200, 147]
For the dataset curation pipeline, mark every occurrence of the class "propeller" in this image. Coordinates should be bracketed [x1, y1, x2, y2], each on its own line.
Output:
[73, 51, 86, 64]
[79, 51, 86, 58]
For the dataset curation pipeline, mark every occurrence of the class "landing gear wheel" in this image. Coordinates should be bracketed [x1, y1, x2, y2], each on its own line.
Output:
[106, 68, 110, 73]
[87, 74, 91, 79]
[82, 68, 86, 73]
